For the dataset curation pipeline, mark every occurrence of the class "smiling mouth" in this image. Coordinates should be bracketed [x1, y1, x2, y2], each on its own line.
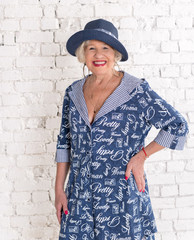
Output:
[92, 61, 107, 67]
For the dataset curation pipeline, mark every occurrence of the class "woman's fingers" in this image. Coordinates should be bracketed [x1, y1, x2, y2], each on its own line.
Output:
[125, 160, 145, 193]
[125, 162, 132, 180]
[134, 174, 145, 192]
[62, 201, 68, 215]
[56, 204, 62, 224]
[55, 193, 69, 224]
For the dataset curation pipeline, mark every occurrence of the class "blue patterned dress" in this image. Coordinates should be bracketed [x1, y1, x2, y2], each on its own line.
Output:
[55, 72, 188, 240]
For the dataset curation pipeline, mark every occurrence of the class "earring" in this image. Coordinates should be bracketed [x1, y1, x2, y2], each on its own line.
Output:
[83, 63, 86, 78]
[83, 63, 91, 78]
[113, 62, 122, 77]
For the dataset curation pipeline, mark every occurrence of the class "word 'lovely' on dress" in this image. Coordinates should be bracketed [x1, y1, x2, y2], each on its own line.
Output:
[55, 72, 188, 240]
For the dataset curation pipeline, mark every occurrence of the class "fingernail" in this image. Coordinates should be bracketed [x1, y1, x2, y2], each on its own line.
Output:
[139, 189, 142, 192]
[65, 210, 68, 215]
[143, 189, 145, 193]
[125, 176, 128, 180]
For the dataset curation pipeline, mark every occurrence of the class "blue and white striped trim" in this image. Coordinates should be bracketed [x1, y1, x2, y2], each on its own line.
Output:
[154, 129, 187, 150]
[55, 148, 70, 163]
[94, 28, 117, 39]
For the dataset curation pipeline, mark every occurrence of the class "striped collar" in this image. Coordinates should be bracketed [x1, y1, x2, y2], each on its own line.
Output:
[68, 71, 143, 129]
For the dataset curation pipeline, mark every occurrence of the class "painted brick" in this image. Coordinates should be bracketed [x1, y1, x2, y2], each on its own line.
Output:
[134, 53, 170, 65]
[42, 69, 62, 80]
[179, 183, 194, 196]
[174, 220, 194, 231]
[4, 6, 42, 18]
[0, 58, 14, 68]
[176, 172, 194, 184]
[41, 18, 59, 30]
[11, 192, 31, 203]
[41, 43, 60, 56]
[32, 191, 49, 203]
[16, 57, 55, 67]
[43, 6, 56, 17]
[177, 231, 194, 240]
[16, 31, 53, 43]
[161, 185, 178, 197]
[134, 4, 169, 17]
[120, 18, 138, 29]
[57, 5, 94, 17]
[132, 30, 169, 42]
[146, 173, 175, 185]
[21, 19, 40, 30]
[176, 17, 193, 28]
[95, 4, 132, 17]
[3, 32, 15, 45]
[14, 180, 51, 192]
[179, 208, 194, 219]
[157, 17, 176, 28]
[155, 220, 173, 232]
[30, 215, 47, 227]
[161, 209, 178, 220]
[167, 160, 185, 172]
[16, 202, 53, 215]
[176, 196, 194, 208]
[17, 154, 54, 167]
[0, 19, 20, 31]
[162, 233, 177, 240]
[0, 1, 193, 239]
[179, 40, 194, 52]
[180, 65, 192, 77]
[161, 41, 179, 53]
[14, 129, 52, 142]
[151, 198, 175, 209]
[15, 81, 53, 92]
[10, 216, 30, 228]
[171, 4, 194, 16]
[171, 29, 194, 40]
[6, 143, 25, 155]
[0, 46, 17, 57]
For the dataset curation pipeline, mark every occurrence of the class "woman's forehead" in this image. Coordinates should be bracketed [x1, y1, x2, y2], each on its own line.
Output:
[86, 40, 109, 46]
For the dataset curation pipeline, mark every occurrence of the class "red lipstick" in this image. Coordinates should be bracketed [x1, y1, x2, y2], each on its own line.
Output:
[92, 61, 106, 67]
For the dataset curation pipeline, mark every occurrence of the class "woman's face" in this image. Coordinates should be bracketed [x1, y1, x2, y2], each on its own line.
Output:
[84, 40, 115, 76]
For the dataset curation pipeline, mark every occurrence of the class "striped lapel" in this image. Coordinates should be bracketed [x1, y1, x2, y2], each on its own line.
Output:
[68, 72, 143, 128]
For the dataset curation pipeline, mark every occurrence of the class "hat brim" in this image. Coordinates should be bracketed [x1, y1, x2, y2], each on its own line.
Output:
[66, 29, 128, 62]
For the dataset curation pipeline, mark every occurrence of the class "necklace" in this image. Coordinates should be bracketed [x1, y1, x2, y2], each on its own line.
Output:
[86, 75, 117, 114]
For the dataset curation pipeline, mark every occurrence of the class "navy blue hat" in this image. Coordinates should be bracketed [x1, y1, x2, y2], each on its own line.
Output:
[66, 19, 128, 62]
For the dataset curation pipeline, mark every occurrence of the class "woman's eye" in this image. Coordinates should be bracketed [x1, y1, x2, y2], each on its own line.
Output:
[103, 47, 108, 49]
[89, 47, 95, 50]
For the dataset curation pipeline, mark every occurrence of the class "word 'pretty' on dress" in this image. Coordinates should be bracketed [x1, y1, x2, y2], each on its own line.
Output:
[55, 71, 189, 240]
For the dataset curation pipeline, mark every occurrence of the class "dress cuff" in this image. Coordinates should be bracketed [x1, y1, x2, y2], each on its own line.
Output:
[55, 148, 70, 163]
[154, 129, 187, 150]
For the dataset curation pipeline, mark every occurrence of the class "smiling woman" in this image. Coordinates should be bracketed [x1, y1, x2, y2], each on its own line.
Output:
[75, 40, 122, 64]
[54, 18, 189, 240]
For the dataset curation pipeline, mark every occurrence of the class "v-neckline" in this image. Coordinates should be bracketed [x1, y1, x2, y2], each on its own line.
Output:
[81, 71, 125, 126]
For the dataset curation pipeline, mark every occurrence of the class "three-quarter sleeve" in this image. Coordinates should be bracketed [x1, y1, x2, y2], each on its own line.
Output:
[55, 89, 71, 163]
[141, 81, 189, 150]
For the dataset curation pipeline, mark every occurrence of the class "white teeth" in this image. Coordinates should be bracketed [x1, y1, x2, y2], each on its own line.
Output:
[94, 61, 106, 64]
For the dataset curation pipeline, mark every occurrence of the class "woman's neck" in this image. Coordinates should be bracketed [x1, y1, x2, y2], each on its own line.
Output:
[89, 70, 121, 85]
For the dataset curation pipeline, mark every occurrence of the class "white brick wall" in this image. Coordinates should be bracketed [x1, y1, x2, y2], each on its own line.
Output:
[0, 1, 193, 240]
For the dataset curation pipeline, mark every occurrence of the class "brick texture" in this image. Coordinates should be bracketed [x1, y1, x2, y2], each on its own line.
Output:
[0, 1, 193, 240]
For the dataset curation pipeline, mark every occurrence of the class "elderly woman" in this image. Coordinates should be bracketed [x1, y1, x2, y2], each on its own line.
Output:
[55, 19, 188, 240]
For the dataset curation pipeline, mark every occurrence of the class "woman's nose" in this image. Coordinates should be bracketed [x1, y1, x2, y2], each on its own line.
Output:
[94, 49, 103, 58]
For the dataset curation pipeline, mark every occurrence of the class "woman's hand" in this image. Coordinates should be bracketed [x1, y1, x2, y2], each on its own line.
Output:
[55, 191, 69, 224]
[125, 150, 146, 192]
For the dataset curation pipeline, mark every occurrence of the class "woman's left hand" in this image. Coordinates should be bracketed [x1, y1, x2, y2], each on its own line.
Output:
[125, 151, 146, 192]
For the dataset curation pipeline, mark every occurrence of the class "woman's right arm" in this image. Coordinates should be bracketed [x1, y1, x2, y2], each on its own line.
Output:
[55, 162, 70, 224]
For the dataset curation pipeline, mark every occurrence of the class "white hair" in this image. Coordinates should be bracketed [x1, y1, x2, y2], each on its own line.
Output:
[75, 40, 122, 63]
